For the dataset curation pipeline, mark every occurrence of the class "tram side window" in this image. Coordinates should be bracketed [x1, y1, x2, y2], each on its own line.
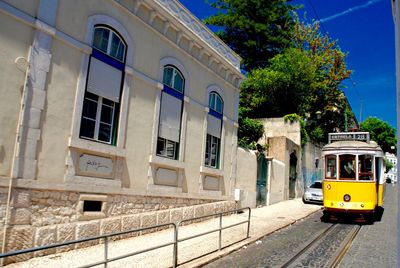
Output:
[359, 155, 373, 181]
[375, 157, 381, 182]
[339, 155, 356, 180]
[325, 156, 337, 179]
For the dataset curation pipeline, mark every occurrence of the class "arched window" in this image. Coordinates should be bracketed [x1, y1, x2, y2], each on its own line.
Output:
[80, 25, 126, 145]
[209, 92, 223, 114]
[92, 26, 126, 62]
[163, 65, 184, 93]
[156, 65, 185, 159]
[205, 91, 223, 168]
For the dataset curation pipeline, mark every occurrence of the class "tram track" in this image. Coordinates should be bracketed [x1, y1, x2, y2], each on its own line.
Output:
[329, 225, 362, 268]
[280, 223, 362, 268]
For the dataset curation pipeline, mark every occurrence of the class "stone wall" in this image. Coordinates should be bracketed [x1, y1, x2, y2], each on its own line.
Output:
[0, 187, 236, 264]
[235, 148, 257, 208]
[301, 142, 323, 188]
[0, 188, 217, 228]
[259, 118, 301, 146]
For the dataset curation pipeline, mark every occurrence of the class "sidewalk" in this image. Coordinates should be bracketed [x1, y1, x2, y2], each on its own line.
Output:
[6, 199, 322, 268]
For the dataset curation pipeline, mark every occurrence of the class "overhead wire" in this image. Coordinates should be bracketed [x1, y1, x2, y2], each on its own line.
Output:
[305, 0, 363, 125]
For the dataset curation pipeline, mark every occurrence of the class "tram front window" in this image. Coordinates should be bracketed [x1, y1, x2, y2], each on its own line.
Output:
[359, 154, 373, 180]
[339, 155, 356, 180]
[325, 156, 337, 179]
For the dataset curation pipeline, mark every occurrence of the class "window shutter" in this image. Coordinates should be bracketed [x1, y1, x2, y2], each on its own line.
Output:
[207, 114, 221, 138]
[87, 57, 122, 103]
[159, 92, 182, 142]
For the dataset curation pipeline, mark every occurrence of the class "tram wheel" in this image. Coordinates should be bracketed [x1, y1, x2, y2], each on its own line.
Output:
[321, 210, 331, 222]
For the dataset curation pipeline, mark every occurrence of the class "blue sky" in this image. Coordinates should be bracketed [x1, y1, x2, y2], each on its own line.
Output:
[179, 0, 397, 129]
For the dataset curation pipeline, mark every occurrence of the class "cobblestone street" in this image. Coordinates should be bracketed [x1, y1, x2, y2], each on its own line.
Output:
[204, 184, 397, 268]
[339, 184, 397, 268]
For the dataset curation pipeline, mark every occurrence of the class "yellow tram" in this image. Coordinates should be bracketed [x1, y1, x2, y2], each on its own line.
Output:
[322, 132, 385, 221]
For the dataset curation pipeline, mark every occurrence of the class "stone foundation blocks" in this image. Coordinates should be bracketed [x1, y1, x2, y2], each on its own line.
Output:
[57, 223, 76, 253]
[76, 221, 100, 249]
[170, 208, 183, 223]
[141, 212, 157, 234]
[34, 226, 56, 256]
[101, 218, 121, 241]
[121, 214, 140, 239]
[10, 208, 31, 225]
[3, 226, 34, 265]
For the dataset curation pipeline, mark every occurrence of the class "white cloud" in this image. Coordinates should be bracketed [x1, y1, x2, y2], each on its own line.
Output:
[318, 0, 384, 23]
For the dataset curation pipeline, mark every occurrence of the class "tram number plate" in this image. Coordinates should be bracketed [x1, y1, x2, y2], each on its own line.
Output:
[329, 132, 370, 142]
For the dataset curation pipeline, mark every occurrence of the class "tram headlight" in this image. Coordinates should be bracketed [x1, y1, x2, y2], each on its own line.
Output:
[343, 194, 351, 202]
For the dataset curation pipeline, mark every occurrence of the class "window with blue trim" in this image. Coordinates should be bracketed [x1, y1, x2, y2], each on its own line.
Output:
[80, 26, 126, 145]
[205, 92, 223, 168]
[156, 65, 184, 159]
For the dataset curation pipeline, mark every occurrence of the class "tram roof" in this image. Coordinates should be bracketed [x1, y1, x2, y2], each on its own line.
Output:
[322, 140, 383, 153]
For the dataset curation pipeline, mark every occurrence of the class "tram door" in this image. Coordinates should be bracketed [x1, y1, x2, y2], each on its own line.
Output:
[256, 153, 268, 206]
[289, 152, 297, 199]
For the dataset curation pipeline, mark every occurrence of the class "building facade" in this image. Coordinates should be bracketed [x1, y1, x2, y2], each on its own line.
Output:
[0, 0, 243, 257]
[385, 152, 397, 183]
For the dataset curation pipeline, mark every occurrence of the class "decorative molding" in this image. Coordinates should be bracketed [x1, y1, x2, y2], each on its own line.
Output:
[149, 9, 157, 25]
[153, 0, 241, 71]
[68, 137, 126, 158]
[149, 155, 185, 170]
[111, 0, 243, 87]
[188, 40, 195, 53]
[163, 21, 171, 35]
[35, 19, 56, 36]
[134, 0, 142, 14]
[200, 166, 224, 177]
[0, 0, 243, 91]
[176, 31, 183, 45]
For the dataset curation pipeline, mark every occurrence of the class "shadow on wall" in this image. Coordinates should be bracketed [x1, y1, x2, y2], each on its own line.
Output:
[0, 145, 5, 163]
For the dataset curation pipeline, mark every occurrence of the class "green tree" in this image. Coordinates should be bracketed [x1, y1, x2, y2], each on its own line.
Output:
[360, 117, 397, 153]
[240, 48, 318, 119]
[238, 109, 264, 149]
[204, 0, 297, 71]
[292, 17, 353, 142]
[385, 159, 394, 172]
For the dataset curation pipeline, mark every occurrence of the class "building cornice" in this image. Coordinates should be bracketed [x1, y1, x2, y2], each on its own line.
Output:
[150, 0, 241, 71]
[111, 0, 244, 88]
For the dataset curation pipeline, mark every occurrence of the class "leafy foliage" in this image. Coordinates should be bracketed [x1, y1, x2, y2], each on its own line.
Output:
[239, 15, 354, 144]
[204, 0, 297, 71]
[292, 16, 354, 141]
[241, 48, 318, 118]
[385, 159, 394, 172]
[205, 3, 355, 146]
[238, 107, 264, 149]
[360, 117, 397, 153]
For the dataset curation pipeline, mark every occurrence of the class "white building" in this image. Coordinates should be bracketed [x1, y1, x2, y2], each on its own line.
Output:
[0, 0, 243, 260]
[385, 152, 397, 183]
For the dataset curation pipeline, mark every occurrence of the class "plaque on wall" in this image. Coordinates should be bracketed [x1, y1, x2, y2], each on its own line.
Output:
[78, 154, 114, 178]
[155, 168, 178, 186]
[203, 176, 220, 191]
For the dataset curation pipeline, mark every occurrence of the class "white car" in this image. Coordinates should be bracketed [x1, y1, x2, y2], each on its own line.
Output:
[302, 181, 323, 204]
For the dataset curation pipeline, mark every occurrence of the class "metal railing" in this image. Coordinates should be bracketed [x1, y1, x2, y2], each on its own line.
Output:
[175, 207, 251, 266]
[0, 207, 251, 267]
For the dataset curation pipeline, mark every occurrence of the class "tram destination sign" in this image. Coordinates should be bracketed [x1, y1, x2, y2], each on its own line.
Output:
[328, 132, 370, 143]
